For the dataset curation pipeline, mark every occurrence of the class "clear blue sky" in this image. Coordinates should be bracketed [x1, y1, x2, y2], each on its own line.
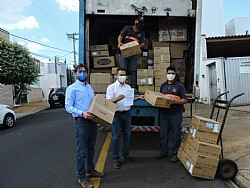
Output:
[0, 0, 249, 65]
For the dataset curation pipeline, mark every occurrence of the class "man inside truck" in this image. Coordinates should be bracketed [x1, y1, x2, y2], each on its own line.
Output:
[155, 66, 187, 163]
[117, 16, 146, 93]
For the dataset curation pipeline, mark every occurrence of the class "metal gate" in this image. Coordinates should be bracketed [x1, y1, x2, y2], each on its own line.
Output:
[224, 57, 250, 105]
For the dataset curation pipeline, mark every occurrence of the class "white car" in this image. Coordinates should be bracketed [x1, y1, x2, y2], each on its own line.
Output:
[0, 104, 16, 128]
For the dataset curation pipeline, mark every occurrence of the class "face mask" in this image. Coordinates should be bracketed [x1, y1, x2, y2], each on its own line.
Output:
[77, 72, 87, 82]
[167, 74, 175, 81]
[118, 76, 126, 83]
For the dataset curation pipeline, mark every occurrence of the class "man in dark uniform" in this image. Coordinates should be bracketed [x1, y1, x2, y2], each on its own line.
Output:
[155, 66, 188, 163]
[117, 16, 146, 92]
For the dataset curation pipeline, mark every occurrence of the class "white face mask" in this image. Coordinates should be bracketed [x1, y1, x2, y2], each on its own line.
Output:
[118, 76, 126, 83]
[167, 74, 175, 81]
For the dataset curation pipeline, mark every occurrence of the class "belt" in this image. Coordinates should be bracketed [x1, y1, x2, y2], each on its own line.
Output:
[116, 110, 129, 114]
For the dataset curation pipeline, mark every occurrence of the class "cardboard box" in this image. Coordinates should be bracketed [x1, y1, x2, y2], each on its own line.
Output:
[181, 141, 219, 169]
[170, 42, 186, 58]
[138, 85, 154, 93]
[189, 127, 219, 144]
[184, 134, 221, 158]
[154, 69, 166, 78]
[191, 115, 221, 134]
[91, 84, 109, 93]
[144, 90, 171, 108]
[154, 47, 170, 56]
[91, 50, 109, 57]
[120, 41, 141, 58]
[91, 69, 112, 74]
[90, 73, 111, 84]
[137, 69, 154, 78]
[88, 94, 116, 126]
[152, 42, 169, 49]
[93, 56, 115, 68]
[138, 57, 148, 69]
[155, 77, 166, 84]
[137, 78, 154, 85]
[148, 50, 154, 59]
[154, 86, 161, 92]
[154, 63, 170, 70]
[178, 149, 217, 180]
[154, 54, 170, 63]
[90, 44, 109, 51]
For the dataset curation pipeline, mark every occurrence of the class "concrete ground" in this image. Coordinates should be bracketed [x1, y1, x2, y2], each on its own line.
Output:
[12, 100, 250, 188]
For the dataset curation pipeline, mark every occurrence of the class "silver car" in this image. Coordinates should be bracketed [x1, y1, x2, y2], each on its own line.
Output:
[0, 104, 16, 129]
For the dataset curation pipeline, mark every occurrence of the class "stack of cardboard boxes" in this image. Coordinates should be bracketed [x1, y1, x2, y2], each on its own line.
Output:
[178, 115, 222, 180]
[137, 69, 154, 92]
[90, 44, 115, 93]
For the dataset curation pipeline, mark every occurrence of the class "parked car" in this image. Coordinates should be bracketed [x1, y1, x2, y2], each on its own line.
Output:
[0, 104, 16, 129]
[48, 87, 67, 108]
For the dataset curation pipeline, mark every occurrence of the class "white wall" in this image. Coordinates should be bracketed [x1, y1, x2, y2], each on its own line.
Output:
[225, 17, 250, 36]
[199, 58, 226, 104]
[201, 0, 225, 37]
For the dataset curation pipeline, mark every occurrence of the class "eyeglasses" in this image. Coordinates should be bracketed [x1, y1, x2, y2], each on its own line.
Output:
[78, 70, 86, 73]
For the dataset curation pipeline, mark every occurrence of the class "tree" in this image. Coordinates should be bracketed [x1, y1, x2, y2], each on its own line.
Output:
[0, 36, 39, 104]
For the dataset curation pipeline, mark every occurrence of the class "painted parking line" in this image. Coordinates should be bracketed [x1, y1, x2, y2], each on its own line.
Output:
[91, 131, 112, 187]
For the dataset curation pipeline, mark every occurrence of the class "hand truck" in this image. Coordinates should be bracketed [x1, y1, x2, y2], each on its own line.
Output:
[209, 91, 245, 180]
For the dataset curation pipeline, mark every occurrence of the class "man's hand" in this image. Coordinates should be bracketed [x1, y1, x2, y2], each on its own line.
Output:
[118, 42, 124, 49]
[117, 94, 125, 101]
[139, 95, 145, 100]
[83, 111, 94, 120]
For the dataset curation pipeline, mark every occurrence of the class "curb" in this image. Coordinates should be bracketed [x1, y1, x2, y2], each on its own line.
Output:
[234, 173, 250, 188]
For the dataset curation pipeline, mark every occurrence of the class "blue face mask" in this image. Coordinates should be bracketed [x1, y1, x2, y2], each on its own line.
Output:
[77, 71, 87, 82]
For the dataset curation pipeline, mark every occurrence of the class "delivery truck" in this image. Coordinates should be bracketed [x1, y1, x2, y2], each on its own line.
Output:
[80, 0, 202, 131]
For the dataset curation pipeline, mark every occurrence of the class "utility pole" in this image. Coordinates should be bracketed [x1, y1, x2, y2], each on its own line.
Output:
[67, 33, 78, 66]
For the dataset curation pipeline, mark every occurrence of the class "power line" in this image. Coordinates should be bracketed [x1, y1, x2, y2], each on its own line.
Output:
[9, 33, 72, 53]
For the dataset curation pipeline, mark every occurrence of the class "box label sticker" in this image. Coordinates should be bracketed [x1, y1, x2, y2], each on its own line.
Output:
[186, 161, 190, 168]
[213, 124, 220, 133]
[189, 164, 194, 174]
[206, 123, 213, 129]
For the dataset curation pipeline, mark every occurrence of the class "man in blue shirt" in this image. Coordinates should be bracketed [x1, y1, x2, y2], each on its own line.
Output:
[118, 16, 146, 92]
[65, 64, 104, 188]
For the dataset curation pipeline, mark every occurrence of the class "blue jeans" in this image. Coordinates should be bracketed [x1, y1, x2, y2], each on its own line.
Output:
[74, 118, 97, 180]
[159, 112, 183, 156]
[111, 111, 131, 161]
[120, 54, 139, 88]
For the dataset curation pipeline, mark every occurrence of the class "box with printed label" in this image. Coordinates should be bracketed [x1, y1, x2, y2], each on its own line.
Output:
[144, 90, 171, 108]
[90, 44, 109, 51]
[191, 115, 221, 134]
[93, 56, 115, 68]
[155, 77, 166, 85]
[88, 94, 116, 126]
[154, 69, 166, 78]
[120, 41, 141, 58]
[137, 69, 154, 78]
[90, 73, 111, 93]
[184, 133, 221, 158]
[91, 50, 109, 57]
[189, 127, 219, 144]
[137, 78, 154, 85]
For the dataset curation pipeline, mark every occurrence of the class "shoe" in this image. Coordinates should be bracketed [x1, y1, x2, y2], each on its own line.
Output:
[155, 155, 168, 159]
[170, 155, 179, 163]
[86, 170, 105, 178]
[113, 161, 121, 169]
[78, 180, 93, 188]
[123, 156, 135, 164]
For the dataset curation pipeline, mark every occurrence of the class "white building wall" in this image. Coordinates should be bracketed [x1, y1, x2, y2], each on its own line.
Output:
[201, 0, 225, 37]
[225, 18, 250, 36]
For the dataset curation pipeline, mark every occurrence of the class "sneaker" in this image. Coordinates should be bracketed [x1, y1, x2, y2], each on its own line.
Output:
[78, 180, 93, 188]
[155, 155, 168, 159]
[170, 155, 179, 163]
[113, 161, 121, 169]
[123, 156, 135, 164]
[86, 170, 105, 178]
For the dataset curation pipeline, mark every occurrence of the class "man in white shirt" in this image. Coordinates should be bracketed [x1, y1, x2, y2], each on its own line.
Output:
[106, 67, 143, 169]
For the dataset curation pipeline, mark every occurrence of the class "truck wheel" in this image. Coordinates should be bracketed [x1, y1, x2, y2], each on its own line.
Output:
[216, 158, 238, 180]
